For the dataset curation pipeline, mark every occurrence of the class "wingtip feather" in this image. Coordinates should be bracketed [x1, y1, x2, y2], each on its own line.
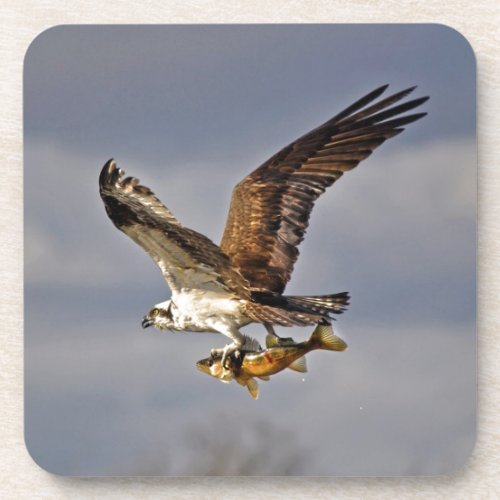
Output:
[374, 83, 390, 94]
[99, 158, 119, 189]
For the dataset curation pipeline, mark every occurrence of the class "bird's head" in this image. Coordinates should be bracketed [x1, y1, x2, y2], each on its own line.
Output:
[142, 300, 174, 330]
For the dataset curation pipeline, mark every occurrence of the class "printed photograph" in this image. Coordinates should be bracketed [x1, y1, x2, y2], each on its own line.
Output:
[24, 24, 476, 476]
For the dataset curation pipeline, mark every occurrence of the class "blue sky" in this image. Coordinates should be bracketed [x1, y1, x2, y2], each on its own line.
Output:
[24, 24, 476, 475]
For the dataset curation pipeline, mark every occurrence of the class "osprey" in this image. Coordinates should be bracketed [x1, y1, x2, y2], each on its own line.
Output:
[99, 84, 428, 361]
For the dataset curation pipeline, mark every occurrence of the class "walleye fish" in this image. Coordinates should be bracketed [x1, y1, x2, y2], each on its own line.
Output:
[196, 323, 347, 399]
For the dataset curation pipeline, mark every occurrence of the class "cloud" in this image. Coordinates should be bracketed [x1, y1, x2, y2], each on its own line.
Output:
[25, 319, 474, 475]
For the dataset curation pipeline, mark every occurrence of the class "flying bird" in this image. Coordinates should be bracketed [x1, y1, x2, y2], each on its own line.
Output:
[99, 84, 428, 361]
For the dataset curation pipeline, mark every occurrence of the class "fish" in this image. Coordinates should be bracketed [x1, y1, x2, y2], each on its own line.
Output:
[196, 323, 347, 399]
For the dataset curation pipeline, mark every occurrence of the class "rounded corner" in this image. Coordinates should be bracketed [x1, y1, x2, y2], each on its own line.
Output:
[427, 23, 477, 70]
[441, 427, 477, 477]
[23, 24, 70, 73]
[24, 428, 69, 476]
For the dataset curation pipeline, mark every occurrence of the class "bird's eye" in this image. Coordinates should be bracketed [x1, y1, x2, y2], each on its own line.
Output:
[152, 308, 159, 317]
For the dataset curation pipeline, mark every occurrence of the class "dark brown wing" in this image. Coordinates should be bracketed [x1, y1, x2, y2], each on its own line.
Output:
[220, 85, 429, 294]
[99, 160, 250, 298]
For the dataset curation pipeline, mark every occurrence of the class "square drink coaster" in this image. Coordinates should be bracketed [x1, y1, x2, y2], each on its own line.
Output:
[24, 24, 476, 476]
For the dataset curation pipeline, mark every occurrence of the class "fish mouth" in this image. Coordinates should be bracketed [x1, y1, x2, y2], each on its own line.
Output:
[196, 360, 211, 375]
[142, 316, 153, 328]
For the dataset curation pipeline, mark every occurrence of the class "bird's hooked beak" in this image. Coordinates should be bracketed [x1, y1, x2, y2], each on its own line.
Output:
[142, 316, 153, 328]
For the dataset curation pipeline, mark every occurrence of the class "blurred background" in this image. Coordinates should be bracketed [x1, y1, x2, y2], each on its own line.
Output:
[24, 24, 476, 475]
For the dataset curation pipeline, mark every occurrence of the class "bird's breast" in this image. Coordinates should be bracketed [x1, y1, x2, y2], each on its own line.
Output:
[170, 289, 247, 331]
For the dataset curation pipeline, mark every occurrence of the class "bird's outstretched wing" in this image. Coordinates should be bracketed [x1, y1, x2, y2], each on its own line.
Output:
[99, 160, 250, 297]
[220, 85, 429, 294]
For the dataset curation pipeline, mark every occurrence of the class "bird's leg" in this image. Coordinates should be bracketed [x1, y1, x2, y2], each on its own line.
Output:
[264, 323, 279, 337]
[209, 324, 245, 368]
[264, 323, 296, 346]
[221, 343, 237, 368]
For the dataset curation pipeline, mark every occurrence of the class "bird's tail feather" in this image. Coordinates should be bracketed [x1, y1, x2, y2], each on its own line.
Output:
[249, 291, 349, 326]
[284, 292, 350, 316]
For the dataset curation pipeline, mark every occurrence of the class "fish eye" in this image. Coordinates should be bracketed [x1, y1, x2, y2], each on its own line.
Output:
[151, 308, 159, 317]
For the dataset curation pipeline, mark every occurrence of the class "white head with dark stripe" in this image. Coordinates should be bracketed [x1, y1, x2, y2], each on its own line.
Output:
[142, 300, 174, 330]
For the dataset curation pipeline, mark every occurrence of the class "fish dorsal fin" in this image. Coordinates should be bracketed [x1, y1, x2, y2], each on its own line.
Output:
[311, 324, 348, 352]
[246, 378, 260, 399]
[265, 334, 280, 348]
[242, 335, 262, 352]
[258, 375, 271, 381]
[288, 356, 308, 373]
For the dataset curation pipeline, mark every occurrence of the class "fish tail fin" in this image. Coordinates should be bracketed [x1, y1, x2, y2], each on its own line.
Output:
[246, 378, 260, 400]
[309, 323, 348, 352]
